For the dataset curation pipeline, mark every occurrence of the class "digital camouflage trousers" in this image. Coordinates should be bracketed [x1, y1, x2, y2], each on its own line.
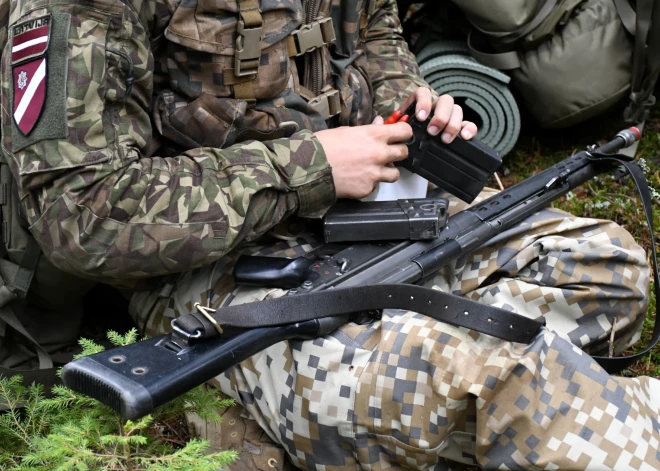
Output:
[130, 189, 658, 470]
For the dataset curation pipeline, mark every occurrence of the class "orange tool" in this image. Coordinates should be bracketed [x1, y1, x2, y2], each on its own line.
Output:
[384, 110, 410, 124]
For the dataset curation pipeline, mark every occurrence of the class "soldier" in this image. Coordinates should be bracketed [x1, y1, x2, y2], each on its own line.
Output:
[0, 0, 658, 469]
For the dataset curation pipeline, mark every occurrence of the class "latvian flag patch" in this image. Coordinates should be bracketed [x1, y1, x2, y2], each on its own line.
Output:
[11, 15, 51, 136]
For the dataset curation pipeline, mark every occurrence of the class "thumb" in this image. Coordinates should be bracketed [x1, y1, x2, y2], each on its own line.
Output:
[372, 115, 385, 125]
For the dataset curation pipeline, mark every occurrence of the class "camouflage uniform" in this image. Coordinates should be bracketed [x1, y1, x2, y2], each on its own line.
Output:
[131, 190, 657, 470]
[0, 0, 656, 468]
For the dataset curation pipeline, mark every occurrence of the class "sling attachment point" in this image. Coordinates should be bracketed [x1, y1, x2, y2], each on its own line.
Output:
[288, 18, 336, 56]
[193, 303, 223, 335]
[309, 89, 340, 120]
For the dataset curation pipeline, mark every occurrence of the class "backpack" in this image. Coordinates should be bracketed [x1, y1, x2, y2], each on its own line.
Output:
[0, 155, 96, 392]
[405, 0, 660, 128]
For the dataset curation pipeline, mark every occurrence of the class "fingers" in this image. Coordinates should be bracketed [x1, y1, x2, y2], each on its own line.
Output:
[386, 143, 408, 162]
[372, 122, 412, 144]
[441, 104, 463, 144]
[390, 87, 433, 122]
[460, 120, 478, 140]
[379, 165, 401, 183]
[428, 94, 454, 137]
[413, 87, 434, 122]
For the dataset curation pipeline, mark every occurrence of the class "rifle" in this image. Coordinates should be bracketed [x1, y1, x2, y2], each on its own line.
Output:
[61, 127, 659, 421]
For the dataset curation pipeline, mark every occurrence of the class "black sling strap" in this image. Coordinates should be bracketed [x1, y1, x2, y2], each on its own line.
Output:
[175, 284, 547, 345]
[587, 153, 660, 373]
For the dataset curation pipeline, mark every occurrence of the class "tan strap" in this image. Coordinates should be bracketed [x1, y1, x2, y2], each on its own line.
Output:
[235, 0, 263, 78]
[287, 17, 336, 56]
[297, 84, 316, 102]
[223, 68, 258, 86]
[238, 0, 262, 28]
[308, 88, 340, 120]
[367, 0, 378, 16]
[233, 80, 256, 101]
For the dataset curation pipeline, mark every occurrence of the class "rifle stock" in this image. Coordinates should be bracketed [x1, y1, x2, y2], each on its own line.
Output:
[61, 128, 641, 420]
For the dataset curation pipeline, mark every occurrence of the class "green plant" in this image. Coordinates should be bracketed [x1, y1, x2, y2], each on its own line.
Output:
[0, 329, 238, 470]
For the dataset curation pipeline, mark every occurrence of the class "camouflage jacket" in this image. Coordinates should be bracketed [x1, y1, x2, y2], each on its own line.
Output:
[0, 0, 430, 286]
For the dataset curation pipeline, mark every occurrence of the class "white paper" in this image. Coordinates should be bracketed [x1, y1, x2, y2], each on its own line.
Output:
[361, 168, 428, 202]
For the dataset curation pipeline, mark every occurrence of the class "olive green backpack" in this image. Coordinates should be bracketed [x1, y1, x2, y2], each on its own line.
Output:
[0, 156, 95, 392]
[417, 0, 659, 128]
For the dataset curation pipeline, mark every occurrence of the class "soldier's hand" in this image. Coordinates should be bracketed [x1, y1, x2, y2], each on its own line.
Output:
[315, 123, 412, 199]
[399, 88, 478, 144]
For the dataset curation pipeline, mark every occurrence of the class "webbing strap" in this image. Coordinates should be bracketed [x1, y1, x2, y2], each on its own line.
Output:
[614, 0, 636, 35]
[174, 284, 547, 345]
[6, 238, 40, 300]
[0, 238, 54, 379]
[0, 362, 60, 394]
[468, 0, 559, 45]
[233, 0, 263, 84]
[467, 31, 521, 70]
[586, 154, 660, 373]
[233, 81, 256, 101]
[624, 0, 660, 123]
[238, 0, 261, 28]
[0, 304, 52, 370]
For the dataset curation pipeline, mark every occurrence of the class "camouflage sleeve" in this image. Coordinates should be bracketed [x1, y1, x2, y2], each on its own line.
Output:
[29, 133, 334, 285]
[1, 5, 335, 287]
[360, 0, 437, 118]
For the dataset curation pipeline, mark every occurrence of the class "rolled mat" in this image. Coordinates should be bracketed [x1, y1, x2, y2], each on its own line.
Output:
[415, 40, 521, 156]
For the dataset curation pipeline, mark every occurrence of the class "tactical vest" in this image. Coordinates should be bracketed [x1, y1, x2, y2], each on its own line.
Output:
[150, 0, 382, 155]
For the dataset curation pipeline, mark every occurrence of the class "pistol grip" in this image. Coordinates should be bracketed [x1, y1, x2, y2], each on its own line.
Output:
[233, 255, 315, 289]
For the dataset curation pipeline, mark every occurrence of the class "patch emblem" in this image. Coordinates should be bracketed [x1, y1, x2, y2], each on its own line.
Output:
[11, 15, 51, 136]
[17, 71, 28, 90]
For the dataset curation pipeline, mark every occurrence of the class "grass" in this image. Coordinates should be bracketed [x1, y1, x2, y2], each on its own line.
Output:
[497, 104, 660, 377]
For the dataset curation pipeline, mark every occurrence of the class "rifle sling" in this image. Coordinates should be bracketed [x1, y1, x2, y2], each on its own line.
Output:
[177, 284, 546, 345]
[176, 155, 658, 375]
[587, 153, 660, 373]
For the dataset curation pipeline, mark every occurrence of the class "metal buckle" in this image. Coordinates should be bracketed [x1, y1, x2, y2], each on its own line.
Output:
[309, 89, 340, 120]
[171, 318, 203, 342]
[194, 303, 224, 335]
[291, 17, 335, 56]
[279, 120, 300, 135]
[235, 20, 263, 76]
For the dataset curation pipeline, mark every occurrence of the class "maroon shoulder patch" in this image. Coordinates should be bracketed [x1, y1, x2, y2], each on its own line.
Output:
[11, 15, 51, 136]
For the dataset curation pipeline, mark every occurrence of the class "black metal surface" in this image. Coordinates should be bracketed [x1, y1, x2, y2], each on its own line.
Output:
[397, 102, 503, 203]
[61, 319, 331, 420]
[323, 197, 448, 242]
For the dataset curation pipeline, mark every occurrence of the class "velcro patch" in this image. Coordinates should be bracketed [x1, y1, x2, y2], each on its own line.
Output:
[11, 15, 50, 65]
[11, 15, 51, 136]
